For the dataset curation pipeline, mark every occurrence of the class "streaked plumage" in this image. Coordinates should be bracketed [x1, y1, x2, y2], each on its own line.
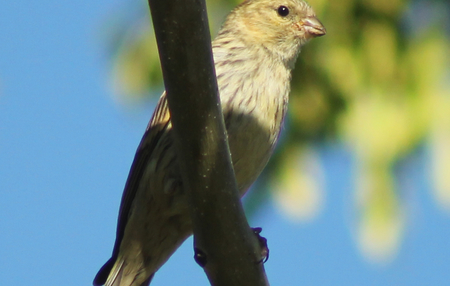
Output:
[94, 0, 325, 285]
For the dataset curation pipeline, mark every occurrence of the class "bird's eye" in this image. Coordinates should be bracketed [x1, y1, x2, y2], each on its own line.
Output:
[277, 6, 290, 17]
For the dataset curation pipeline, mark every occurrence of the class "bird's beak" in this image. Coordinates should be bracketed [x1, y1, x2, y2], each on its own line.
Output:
[301, 16, 326, 38]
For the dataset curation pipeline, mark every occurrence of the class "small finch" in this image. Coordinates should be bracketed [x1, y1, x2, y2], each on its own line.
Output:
[94, 0, 325, 285]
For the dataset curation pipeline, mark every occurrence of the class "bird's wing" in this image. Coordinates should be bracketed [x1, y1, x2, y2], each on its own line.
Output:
[115, 91, 171, 251]
[94, 92, 171, 286]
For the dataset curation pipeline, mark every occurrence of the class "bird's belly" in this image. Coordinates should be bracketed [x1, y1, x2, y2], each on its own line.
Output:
[226, 111, 280, 195]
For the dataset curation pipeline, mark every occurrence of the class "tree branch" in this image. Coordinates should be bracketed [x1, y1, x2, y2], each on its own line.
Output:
[147, 0, 269, 285]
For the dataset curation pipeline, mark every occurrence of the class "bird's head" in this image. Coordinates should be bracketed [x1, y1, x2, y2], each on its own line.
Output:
[225, 0, 326, 66]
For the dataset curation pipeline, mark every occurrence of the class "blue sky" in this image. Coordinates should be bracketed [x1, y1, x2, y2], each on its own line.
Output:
[1, 0, 449, 285]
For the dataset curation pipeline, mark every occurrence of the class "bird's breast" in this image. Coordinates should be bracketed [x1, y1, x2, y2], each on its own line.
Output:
[215, 55, 290, 194]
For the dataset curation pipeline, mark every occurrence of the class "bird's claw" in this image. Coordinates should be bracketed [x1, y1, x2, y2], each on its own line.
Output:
[252, 227, 269, 263]
[194, 247, 207, 267]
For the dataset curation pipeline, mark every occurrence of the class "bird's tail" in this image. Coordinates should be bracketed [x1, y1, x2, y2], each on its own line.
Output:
[94, 258, 154, 286]
[104, 259, 124, 286]
[93, 257, 116, 286]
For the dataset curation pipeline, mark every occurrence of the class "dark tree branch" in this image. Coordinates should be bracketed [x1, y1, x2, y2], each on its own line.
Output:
[147, 0, 269, 285]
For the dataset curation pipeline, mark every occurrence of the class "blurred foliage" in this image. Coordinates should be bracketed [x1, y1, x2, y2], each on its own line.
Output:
[103, 0, 450, 263]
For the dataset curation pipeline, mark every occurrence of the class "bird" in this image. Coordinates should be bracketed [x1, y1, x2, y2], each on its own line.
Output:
[94, 0, 325, 285]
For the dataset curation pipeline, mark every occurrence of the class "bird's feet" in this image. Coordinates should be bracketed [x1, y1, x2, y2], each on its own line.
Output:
[252, 227, 269, 263]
